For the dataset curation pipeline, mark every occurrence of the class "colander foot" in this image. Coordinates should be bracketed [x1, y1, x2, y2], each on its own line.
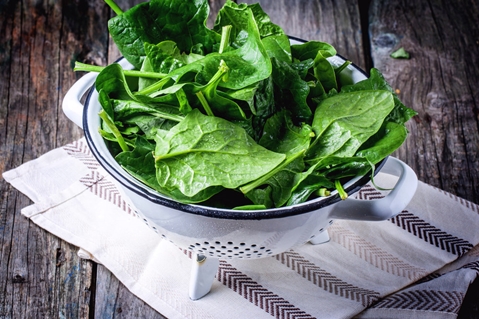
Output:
[309, 230, 330, 245]
[189, 254, 219, 300]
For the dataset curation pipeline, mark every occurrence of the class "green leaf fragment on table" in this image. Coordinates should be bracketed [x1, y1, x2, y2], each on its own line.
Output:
[390, 47, 410, 59]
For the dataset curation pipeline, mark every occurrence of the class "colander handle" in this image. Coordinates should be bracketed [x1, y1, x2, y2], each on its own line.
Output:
[329, 156, 418, 221]
[62, 71, 97, 129]
[62, 58, 133, 128]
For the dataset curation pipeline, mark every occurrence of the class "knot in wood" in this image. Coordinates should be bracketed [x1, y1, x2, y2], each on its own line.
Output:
[373, 33, 398, 49]
[12, 272, 26, 284]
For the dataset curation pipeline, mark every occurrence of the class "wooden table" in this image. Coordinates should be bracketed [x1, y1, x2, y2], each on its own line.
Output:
[1, 0, 478, 317]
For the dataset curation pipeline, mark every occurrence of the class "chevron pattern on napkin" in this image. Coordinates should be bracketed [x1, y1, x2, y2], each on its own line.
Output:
[3, 138, 479, 319]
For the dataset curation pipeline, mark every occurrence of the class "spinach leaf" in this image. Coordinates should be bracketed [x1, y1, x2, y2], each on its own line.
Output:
[340, 68, 417, 124]
[287, 168, 334, 206]
[356, 121, 408, 164]
[153, 109, 286, 197]
[245, 152, 305, 208]
[307, 90, 395, 160]
[271, 58, 312, 123]
[108, 0, 220, 68]
[291, 41, 337, 60]
[291, 41, 338, 92]
[110, 99, 184, 123]
[96, 63, 137, 101]
[117, 136, 222, 203]
[259, 110, 313, 155]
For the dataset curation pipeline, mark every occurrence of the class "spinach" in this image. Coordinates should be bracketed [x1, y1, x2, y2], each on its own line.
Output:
[306, 90, 395, 160]
[107, 0, 220, 68]
[80, 0, 416, 209]
[153, 109, 286, 199]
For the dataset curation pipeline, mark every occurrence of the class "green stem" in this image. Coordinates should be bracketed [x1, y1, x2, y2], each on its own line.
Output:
[98, 110, 129, 152]
[152, 111, 185, 123]
[104, 0, 123, 15]
[335, 180, 348, 200]
[74, 62, 167, 79]
[317, 188, 330, 197]
[335, 60, 351, 76]
[240, 150, 305, 194]
[195, 91, 214, 116]
[218, 25, 232, 54]
[136, 77, 171, 96]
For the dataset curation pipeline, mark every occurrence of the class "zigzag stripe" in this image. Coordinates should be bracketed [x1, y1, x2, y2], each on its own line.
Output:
[329, 224, 427, 280]
[63, 139, 91, 156]
[414, 272, 442, 285]
[356, 184, 386, 200]
[461, 261, 479, 272]
[391, 211, 473, 257]
[63, 140, 100, 170]
[79, 172, 133, 215]
[432, 186, 479, 214]
[79, 171, 103, 187]
[217, 260, 315, 319]
[371, 289, 464, 313]
[276, 251, 380, 307]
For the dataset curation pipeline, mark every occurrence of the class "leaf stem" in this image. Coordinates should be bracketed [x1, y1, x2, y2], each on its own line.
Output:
[104, 0, 123, 15]
[335, 60, 351, 76]
[75, 62, 167, 79]
[334, 180, 348, 200]
[98, 110, 130, 152]
[317, 188, 330, 197]
[218, 25, 232, 54]
[195, 91, 214, 116]
[136, 77, 170, 96]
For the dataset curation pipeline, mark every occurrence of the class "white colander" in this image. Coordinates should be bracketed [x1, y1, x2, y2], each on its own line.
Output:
[63, 44, 418, 300]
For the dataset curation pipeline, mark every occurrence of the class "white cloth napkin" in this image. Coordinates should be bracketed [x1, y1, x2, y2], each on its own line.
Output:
[3, 138, 479, 319]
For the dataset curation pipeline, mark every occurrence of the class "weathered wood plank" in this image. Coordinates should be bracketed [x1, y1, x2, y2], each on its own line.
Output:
[369, 0, 479, 205]
[0, 0, 110, 318]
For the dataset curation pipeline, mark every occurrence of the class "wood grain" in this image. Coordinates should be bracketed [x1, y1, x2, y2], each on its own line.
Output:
[239, 0, 367, 69]
[0, 0, 107, 317]
[0, 0, 478, 318]
[369, 0, 479, 205]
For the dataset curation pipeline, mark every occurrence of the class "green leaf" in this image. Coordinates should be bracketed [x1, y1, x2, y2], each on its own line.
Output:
[291, 41, 337, 60]
[153, 109, 286, 197]
[307, 90, 395, 160]
[245, 152, 305, 207]
[271, 58, 312, 122]
[117, 136, 222, 203]
[356, 121, 408, 164]
[340, 68, 417, 124]
[108, 0, 220, 68]
[259, 110, 313, 155]
[96, 63, 137, 101]
[390, 47, 410, 59]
